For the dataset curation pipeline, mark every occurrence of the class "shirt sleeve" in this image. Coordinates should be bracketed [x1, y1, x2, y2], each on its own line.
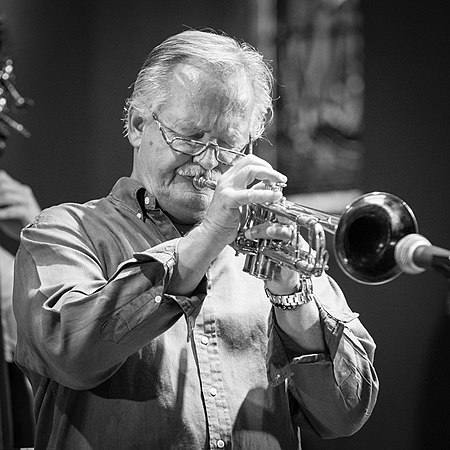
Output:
[13, 209, 205, 390]
[266, 275, 379, 439]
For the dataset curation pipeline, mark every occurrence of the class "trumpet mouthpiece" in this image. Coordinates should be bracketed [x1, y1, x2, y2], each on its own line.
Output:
[193, 176, 217, 190]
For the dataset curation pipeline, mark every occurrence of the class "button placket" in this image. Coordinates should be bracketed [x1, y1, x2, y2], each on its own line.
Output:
[192, 297, 231, 448]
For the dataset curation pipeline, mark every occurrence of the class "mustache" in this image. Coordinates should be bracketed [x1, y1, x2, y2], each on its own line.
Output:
[176, 163, 221, 183]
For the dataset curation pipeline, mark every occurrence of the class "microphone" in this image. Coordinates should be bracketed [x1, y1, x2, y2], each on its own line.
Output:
[395, 233, 450, 275]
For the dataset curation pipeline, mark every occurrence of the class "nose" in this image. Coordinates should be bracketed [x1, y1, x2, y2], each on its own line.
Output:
[192, 142, 220, 170]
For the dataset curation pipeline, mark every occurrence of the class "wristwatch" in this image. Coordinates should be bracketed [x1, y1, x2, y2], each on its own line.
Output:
[264, 277, 315, 310]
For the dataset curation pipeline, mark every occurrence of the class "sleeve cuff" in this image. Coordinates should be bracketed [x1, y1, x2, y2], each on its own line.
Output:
[133, 238, 207, 315]
[266, 294, 359, 386]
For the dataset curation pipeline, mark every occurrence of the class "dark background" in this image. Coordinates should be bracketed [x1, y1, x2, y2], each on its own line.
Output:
[1, 1, 449, 449]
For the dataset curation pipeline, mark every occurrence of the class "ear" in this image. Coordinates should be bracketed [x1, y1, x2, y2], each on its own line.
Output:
[127, 108, 146, 148]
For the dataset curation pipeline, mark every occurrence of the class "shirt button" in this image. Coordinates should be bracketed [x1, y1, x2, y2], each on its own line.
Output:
[209, 387, 217, 397]
[217, 439, 225, 448]
[201, 335, 209, 345]
[154, 295, 162, 303]
[144, 196, 150, 205]
[136, 212, 142, 219]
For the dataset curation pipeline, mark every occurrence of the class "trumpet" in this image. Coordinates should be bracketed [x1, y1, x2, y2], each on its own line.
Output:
[193, 175, 420, 285]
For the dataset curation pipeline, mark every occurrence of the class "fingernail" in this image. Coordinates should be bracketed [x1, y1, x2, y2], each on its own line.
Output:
[244, 228, 256, 239]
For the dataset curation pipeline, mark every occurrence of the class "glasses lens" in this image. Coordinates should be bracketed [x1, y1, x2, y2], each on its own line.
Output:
[170, 138, 204, 155]
[216, 148, 244, 165]
[170, 135, 248, 166]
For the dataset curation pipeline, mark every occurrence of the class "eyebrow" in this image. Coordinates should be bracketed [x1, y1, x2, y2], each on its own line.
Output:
[163, 118, 204, 136]
[157, 114, 249, 147]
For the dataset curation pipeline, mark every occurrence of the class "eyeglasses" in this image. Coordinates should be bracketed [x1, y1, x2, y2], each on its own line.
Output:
[152, 113, 251, 166]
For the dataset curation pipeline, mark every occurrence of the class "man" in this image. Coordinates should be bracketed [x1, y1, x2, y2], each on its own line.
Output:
[13, 30, 378, 450]
[0, 169, 39, 447]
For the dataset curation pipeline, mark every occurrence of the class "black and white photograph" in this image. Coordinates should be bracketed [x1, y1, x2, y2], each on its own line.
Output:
[1, 1, 449, 449]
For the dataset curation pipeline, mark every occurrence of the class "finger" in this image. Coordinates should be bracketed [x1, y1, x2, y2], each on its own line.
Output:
[0, 190, 29, 207]
[0, 170, 13, 182]
[235, 165, 287, 189]
[229, 155, 287, 188]
[250, 181, 286, 191]
[0, 205, 26, 221]
[228, 187, 283, 207]
[244, 222, 295, 241]
[0, 177, 23, 193]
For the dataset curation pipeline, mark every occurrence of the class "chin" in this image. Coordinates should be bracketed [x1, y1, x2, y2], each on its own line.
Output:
[183, 196, 210, 222]
[163, 191, 211, 225]
[168, 207, 207, 227]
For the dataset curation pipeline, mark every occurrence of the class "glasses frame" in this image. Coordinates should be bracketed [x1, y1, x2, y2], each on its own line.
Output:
[152, 113, 252, 166]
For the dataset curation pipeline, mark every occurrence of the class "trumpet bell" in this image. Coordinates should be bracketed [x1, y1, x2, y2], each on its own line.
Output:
[335, 192, 418, 284]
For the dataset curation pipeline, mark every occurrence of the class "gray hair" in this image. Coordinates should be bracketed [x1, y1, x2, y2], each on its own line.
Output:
[124, 29, 274, 140]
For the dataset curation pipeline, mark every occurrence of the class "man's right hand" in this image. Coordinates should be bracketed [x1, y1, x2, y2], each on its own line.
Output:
[201, 154, 288, 247]
[168, 154, 291, 296]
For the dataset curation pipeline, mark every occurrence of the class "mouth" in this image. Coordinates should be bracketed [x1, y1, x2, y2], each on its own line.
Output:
[176, 166, 220, 191]
[177, 173, 215, 192]
[192, 175, 216, 190]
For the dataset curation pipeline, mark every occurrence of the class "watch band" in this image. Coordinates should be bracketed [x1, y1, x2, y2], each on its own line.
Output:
[264, 277, 315, 310]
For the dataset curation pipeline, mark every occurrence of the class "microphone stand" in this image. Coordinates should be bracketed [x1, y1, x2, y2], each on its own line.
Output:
[429, 255, 450, 279]
[432, 256, 450, 316]
[422, 254, 450, 315]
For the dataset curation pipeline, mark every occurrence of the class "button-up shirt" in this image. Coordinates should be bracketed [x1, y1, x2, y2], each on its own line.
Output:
[13, 177, 378, 450]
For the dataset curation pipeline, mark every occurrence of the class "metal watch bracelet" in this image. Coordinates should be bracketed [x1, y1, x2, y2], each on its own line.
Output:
[264, 277, 315, 310]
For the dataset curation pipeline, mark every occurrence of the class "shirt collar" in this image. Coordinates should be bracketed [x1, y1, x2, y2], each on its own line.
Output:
[108, 177, 156, 217]
[108, 177, 193, 237]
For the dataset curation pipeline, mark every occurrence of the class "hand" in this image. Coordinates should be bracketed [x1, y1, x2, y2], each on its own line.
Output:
[0, 170, 41, 240]
[169, 154, 290, 296]
[249, 221, 307, 295]
[201, 154, 288, 246]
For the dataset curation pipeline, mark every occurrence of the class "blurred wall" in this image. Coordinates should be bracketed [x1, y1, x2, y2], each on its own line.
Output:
[304, 2, 450, 450]
[1, 1, 449, 449]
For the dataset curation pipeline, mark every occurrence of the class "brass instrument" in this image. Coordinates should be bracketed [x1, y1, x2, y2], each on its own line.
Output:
[193, 176, 419, 285]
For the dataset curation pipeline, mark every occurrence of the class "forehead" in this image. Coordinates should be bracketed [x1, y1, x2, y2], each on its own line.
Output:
[162, 62, 255, 133]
